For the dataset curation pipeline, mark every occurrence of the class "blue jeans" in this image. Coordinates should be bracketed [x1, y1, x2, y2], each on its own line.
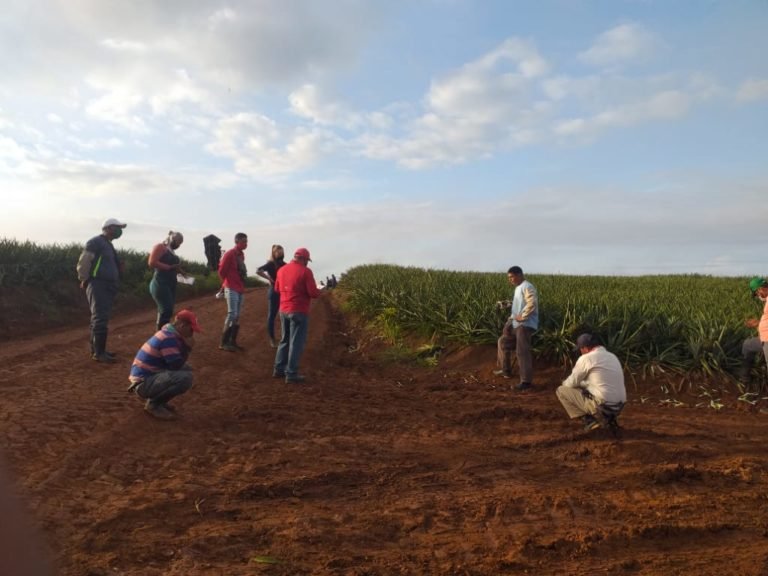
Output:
[224, 288, 244, 327]
[267, 286, 280, 339]
[136, 368, 193, 406]
[274, 312, 309, 379]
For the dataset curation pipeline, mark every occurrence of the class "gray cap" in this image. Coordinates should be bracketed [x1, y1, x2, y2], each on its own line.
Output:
[573, 333, 598, 351]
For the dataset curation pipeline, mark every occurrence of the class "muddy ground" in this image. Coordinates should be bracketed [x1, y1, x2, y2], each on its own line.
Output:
[1, 288, 768, 575]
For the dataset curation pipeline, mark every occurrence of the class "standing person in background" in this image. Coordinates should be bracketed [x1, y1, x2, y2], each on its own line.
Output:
[148, 231, 186, 331]
[495, 265, 539, 390]
[273, 248, 322, 383]
[218, 233, 248, 352]
[76, 218, 127, 363]
[739, 277, 768, 386]
[256, 244, 286, 348]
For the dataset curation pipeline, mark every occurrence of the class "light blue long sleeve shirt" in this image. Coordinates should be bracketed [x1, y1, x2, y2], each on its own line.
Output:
[511, 279, 539, 330]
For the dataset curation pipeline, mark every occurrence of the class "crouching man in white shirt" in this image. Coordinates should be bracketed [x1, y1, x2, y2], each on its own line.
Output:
[556, 333, 627, 431]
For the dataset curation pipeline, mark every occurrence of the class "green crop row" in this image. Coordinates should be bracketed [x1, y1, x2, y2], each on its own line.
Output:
[0, 238, 215, 288]
[340, 264, 765, 388]
[0, 238, 268, 303]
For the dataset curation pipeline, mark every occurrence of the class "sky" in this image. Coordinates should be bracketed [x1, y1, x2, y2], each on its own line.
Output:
[0, 0, 766, 279]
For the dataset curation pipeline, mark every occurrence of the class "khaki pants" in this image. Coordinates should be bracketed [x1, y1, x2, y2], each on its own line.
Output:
[556, 385, 600, 419]
[497, 321, 534, 384]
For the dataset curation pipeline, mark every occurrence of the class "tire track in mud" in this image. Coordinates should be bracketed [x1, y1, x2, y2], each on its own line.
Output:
[2, 288, 768, 574]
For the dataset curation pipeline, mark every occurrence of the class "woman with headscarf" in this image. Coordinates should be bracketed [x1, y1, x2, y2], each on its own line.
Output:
[148, 231, 185, 330]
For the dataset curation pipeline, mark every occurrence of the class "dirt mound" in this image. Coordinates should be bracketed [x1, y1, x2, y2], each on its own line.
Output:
[1, 290, 768, 575]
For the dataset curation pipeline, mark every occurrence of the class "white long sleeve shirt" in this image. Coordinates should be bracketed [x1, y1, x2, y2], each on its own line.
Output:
[561, 346, 626, 405]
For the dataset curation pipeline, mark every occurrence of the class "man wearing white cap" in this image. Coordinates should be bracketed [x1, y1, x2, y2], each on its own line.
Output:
[76, 218, 127, 363]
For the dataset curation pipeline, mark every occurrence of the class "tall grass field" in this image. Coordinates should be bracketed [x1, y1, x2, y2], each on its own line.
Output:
[340, 264, 765, 389]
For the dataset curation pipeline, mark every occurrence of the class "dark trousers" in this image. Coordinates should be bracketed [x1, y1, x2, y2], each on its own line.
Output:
[136, 369, 194, 406]
[86, 279, 118, 353]
[150, 278, 177, 330]
[497, 321, 535, 384]
[267, 286, 281, 339]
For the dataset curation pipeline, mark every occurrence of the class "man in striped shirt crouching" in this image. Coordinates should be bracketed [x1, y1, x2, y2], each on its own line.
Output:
[128, 309, 201, 420]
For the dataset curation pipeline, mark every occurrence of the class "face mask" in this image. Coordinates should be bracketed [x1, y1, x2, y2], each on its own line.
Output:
[111, 227, 123, 239]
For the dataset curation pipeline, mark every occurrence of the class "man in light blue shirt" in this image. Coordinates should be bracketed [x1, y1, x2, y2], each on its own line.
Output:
[495, 266, 538, 390]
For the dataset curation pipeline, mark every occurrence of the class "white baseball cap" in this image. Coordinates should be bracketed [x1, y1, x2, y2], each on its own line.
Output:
[102, 218, 127, 229]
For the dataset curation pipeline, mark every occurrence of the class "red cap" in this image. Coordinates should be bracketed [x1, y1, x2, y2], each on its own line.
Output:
[175, 309, 202, 333]
[294, 247, 312, 262]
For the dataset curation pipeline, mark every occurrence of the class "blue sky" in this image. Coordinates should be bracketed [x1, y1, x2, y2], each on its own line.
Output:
[0, 0, 766, 279]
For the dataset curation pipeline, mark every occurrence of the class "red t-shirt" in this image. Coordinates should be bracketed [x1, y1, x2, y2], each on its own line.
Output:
[218, 247, 245, 293]
[275, 261, 321, 314]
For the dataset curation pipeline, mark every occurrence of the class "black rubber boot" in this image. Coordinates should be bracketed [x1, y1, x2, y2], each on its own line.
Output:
[739, 356, 754, 385]
[219, 326, 236, 352]
[231, 324, 245, 351]
[92, 333, 116, 363]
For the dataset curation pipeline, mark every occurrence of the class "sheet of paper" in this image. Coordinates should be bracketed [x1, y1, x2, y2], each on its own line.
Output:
[177, 274, 195, 285]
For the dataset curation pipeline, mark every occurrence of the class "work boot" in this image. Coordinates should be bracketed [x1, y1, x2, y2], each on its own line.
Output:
[582, 414, 600, 431]
[92, 334, 117, 363]
[738, 357, 753, 385]
[231, 324, 245, 351]
[514, 381, 532, 391]
[219, 326, 236, 352]
[285, 374, 306, 384]
[144, 401, 176, 420]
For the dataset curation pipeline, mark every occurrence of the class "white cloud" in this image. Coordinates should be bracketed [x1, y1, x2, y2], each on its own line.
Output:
[232, 174, 768, 276]
[736, 78, 768, 102]
[358, 38, 551, 168]
[0, 0, 383, 142]
[208, 7, 237, 28]
[289, 84, 359, 128]
[541, 75, 600, 101]
[84, 76, 148, 133]
[207, 112, 337, 178]
[474, 38, 550, 78]
[100, 38, 148, 53]
[66, 135, 124, 151]
[0, 135, 31, 167]
[150, 69, 213, 116]
[554, 90, 689, 139]
[579, 23, 656, 68]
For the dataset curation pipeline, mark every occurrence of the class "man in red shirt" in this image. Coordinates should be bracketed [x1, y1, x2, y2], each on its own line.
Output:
[273, 247, 322, 383]
[218, 232, 248, 352]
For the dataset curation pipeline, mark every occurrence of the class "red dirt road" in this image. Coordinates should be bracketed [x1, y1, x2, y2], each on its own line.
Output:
[2, 289, 768, 575]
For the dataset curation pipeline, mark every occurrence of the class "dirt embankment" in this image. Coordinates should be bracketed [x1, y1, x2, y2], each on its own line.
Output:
[1, 288, 768, 575]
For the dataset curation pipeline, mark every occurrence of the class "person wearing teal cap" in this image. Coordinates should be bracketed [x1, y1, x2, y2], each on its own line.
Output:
[739, 277, 768, 385]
